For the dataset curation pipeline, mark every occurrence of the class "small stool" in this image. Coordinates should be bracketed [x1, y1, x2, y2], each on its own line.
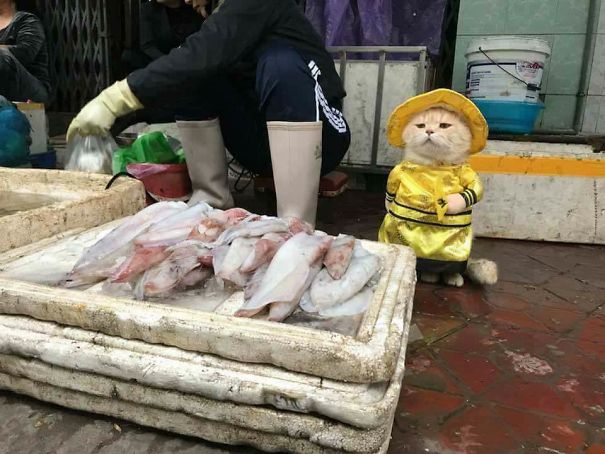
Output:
[254, 171, 349, 223]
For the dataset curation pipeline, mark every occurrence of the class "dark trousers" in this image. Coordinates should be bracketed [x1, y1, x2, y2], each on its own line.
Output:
[114, 41, 350, 175]
[0, 48, 48, 104]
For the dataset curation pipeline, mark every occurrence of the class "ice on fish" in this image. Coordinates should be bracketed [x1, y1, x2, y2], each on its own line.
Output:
[214, 237, 257, 287]
[214, 217, 289, 246]
[234, 232, 332, 321]
[64, 201, 187, 286]
[240, 232, 289, 273]
[110, 246, 169, 283]
[323, 234, 355, 280]
[134, 203, 212, 248]
[310, 244, 381, 310]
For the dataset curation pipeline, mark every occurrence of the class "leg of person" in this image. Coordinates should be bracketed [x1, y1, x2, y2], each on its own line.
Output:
[177, 116, 235, 208]
[0, 49, 48, 104]
[254, 40, 350, 225]
[113, 74, 269, 208]
[170, 78, 269, 209]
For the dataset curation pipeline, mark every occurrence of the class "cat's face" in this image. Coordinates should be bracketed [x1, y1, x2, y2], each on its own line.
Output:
[402, 107, 472, 166]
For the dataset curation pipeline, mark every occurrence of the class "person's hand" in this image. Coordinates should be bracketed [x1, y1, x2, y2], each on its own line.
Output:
[185, 0, 210, 18]
[66, 80, 142, 142]
[446, 193, 467, 214]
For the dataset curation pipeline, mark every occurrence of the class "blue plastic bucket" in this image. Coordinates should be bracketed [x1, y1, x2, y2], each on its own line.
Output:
[473, 100, 544, 134]
[30, 149, 57, 169]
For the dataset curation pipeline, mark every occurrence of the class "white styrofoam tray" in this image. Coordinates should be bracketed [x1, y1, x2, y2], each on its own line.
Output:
[0, 221, 416, 383]
[0, 309, 413, 453]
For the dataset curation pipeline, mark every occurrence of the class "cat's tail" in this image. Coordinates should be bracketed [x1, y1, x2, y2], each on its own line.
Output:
[465, 258, 498, 285]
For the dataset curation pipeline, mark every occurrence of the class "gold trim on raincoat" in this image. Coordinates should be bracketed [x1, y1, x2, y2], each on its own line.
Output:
[378, 162, 483, 269]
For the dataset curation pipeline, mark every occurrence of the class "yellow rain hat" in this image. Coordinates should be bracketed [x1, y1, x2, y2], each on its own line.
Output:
[386, 88, 488, 154]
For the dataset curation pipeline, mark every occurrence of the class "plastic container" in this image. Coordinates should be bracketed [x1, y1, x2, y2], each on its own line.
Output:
[30, 149, 57, 169]
[465, 36, 551, 103]
[125, 163, 192, 203]
[473, 100, 544, 134]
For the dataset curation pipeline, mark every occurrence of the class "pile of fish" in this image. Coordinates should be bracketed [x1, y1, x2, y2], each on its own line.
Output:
[62, 202, 382, 322]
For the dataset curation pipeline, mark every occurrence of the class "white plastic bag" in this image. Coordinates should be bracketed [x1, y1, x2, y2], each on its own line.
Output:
[65, 134, 117, 174]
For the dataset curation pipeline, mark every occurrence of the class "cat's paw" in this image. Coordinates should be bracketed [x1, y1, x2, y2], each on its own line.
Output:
[446, 194, 467, 214]
[444, 273, 464, 287]
[420, 271, 440, 284]
[466, 258, 498, 285]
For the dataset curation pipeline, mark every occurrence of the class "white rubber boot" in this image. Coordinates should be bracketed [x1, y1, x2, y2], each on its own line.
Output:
[267, 121, 322, 226]
[177, 118, 234, 209]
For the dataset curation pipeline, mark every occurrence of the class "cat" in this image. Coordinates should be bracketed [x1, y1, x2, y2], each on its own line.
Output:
[381, 105, 498, 287]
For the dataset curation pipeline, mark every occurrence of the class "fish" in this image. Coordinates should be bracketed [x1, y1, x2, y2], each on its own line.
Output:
[211, 245, 229, 275]
[63, 201, 187, 287]
[243, 263, 269, 300]
[310, 244, 381, 311]
[234, 232, 332, 321]
[287, 217, 314, 235]
[135, 240, 211, 299]
[323, 234, 356, 280]
[299, 291, 316, 313]
[224, 208, 254, 226]
[189, 217, 225, 243]
[109, 246, 169, 283]
[214, 216, 289, 246]
[213, 237, 258, 287]
[134, 203, 212, 248]
[178, 267, 213, 289]
[267, 261, 321, 321]
[188, 207, 252, 243]
[198, 253, 214, 267]
[240, 232, 289, 273]
[317, 287, 373, 317]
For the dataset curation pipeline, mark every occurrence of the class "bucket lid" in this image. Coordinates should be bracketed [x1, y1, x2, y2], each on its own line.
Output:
[466, 36, 551, 57]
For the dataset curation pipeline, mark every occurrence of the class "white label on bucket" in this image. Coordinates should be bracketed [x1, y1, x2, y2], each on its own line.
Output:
[466, 61, 543, 103]
[516, 61, 543, 83]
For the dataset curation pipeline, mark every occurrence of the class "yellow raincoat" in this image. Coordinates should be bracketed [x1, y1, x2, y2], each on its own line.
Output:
[378, 161, 483, 273]
[379, 88, 489, 273]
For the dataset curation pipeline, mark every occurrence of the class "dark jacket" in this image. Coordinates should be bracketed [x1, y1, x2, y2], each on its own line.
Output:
[139, 0, 203, 61]
[128, 0, 345, 108]
[0, 11, 50, 90]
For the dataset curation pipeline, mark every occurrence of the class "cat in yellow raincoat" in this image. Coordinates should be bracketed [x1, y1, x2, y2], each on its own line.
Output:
[379, 89, 497, 287]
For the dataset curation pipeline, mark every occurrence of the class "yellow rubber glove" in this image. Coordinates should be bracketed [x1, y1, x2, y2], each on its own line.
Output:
[66, 80, 143, 142]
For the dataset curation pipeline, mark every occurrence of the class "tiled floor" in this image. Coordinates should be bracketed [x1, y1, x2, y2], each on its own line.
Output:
[1, 189, 604, 454]
[390, 239, 605, 454]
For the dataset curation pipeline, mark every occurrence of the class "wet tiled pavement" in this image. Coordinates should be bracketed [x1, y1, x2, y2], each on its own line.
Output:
[1, 189, 604, 454]
[391, 239, 605, 454]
